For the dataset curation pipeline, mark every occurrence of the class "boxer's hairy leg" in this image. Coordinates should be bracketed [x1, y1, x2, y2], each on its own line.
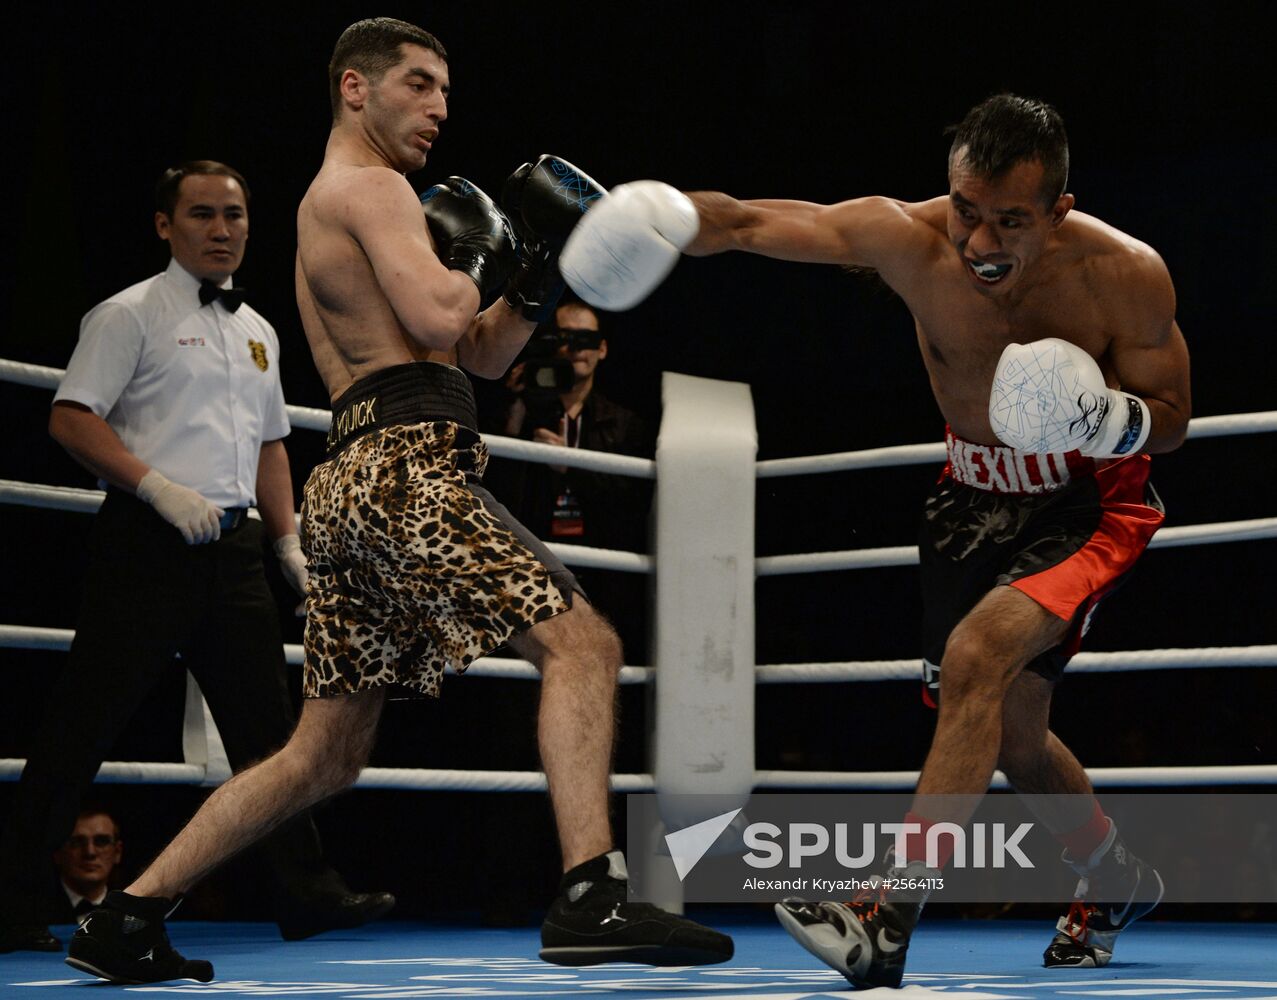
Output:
[911, 585, 1071, 827]
[128, 688, 386, 899]
[510, 600, 620, 871]
[999, 670, 1098, 834]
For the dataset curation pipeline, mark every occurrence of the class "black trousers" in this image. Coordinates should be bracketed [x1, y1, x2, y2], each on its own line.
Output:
[0, 491, 343, 923]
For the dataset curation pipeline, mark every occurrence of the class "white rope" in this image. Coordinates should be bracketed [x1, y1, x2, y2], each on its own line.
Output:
[0, 359, 655, 479]
[8, 626, 1267, 683]
[756, 645, 1277, 683]
[0, 758, 653, 792]
[0, 480, 104, 514]
[481, 436, 656, 478]
[2, 756, 1266, 790]
[8, 358, 1269, 480]
[758, 442, 946, 478]
[543, 541, 652, 574]
[755, 410, 1277, 478]
[265, 407, 658, 477]
[755, 764, 1277, 789]
[757, 545, 920, 575]
[285, 404, 332, 433]
[1151, 517, 1277, 548]
[0, 480, 650, 574]
[1183, 412, 1277, 438]
[0, 359, 62, 390]
[0, 625, 654, 684]
[0, 759, 207, 784]
[352, 768, 654, 792]
[756, 517, 1277, 576]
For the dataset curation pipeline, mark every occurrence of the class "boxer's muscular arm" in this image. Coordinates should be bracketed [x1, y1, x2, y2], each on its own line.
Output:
[684, 192, 931, 272]
[49, 401, 150, 492]
[343, 168, 481, 350]
[454, 299, 536, 379]
[1107, 253, 1191, 453]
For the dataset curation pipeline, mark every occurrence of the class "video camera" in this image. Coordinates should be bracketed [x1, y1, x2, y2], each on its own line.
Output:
[517, 326, 605, 427]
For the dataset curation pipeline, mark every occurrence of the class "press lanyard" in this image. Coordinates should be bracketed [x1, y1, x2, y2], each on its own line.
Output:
[552, 410, 585, 538]
[561, 411, 583, 449]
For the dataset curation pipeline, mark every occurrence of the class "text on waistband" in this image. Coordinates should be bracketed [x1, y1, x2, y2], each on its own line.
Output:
[948, 437, 1073, 493]
[328, 396, 378, 450]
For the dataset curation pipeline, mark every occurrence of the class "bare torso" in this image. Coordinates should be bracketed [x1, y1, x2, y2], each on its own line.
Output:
[296, 162, 453, 403]
[884, 198, 1157, 444]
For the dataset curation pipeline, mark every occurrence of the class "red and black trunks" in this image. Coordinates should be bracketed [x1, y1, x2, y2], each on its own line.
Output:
[919, 428, 1165, 705]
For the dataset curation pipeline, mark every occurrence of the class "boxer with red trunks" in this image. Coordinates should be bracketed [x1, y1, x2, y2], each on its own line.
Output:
[920, 429, 1165, 705]
[561, 94, 1191, 987]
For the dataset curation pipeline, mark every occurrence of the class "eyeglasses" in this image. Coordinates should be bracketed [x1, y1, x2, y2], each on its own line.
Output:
[64, 834, 117, 851]
[555, 327, 604, 351]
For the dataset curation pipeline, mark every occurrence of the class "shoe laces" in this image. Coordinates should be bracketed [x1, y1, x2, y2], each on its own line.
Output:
[1063, 899, 1098, 944]
[847, 878, 889, 921]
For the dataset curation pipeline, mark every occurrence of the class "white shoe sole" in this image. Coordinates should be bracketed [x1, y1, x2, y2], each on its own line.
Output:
[774, 902, 870, 984]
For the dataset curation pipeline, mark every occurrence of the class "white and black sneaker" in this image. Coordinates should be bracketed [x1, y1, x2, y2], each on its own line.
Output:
[775, 861, 931, 990]
[540, 850, 734, 966]
[65, 891, 213, 984]
[1044, 820, 1164, 968]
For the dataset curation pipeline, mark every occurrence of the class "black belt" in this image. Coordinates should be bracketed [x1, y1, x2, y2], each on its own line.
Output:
[326, 362, 479, 457]
[219, 507, 249, 531]
[108, 488, 250, 534]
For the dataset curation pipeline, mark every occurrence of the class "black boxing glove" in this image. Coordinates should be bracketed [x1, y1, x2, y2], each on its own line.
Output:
[420, 177, 518, 310]
[501, 155, 607, 324]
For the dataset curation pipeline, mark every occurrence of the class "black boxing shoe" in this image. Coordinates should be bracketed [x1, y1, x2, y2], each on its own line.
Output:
[775, 859, 933, 990]
[540, 851, 734, 966]
[276, 889, 397, 941]
[65, 891, 213, 984]
[1043, 821, 1164, 968]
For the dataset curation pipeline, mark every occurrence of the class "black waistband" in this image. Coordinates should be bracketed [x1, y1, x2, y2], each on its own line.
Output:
[326, 362, 479, 456]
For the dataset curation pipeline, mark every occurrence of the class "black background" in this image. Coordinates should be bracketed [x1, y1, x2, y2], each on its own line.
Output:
[1, 2, 1274, 921]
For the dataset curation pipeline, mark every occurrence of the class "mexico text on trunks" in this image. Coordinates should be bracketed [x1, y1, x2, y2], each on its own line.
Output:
[944, 427, 1096, 494]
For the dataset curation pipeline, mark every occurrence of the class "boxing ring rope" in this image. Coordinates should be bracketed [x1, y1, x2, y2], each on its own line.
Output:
[756, 517, 1277, 575]
[754, 411, 1277, 478]
[2, 357, 1274, 796]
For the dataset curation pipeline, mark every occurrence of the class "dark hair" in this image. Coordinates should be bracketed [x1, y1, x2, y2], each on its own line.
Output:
[555, 296, 599, 325]
[946, 94, 1069, 205]
[75, 805, 120, 839]
[155, 161, 249, 218]
[329, 17, 447, 121]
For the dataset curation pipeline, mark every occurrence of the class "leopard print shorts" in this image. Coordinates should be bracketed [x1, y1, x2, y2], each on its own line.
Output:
[300, 421, 575, 698]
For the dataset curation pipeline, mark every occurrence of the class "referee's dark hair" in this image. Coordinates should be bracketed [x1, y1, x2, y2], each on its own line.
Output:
[155, 161, 251, 218]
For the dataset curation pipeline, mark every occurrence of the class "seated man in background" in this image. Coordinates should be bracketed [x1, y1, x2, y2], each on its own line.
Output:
[50, 809, 124, 925]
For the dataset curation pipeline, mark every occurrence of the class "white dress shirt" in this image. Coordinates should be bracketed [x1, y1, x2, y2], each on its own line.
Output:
[55, 258, 290, 508]
[62, 881, 106, 913]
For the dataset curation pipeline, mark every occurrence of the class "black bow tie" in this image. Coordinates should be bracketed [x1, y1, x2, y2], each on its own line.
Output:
[199, 280, 247, 313]
[74, 898, 97, 917]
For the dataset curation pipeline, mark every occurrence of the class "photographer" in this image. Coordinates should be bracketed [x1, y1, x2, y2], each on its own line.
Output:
[484, 299, 653, 653]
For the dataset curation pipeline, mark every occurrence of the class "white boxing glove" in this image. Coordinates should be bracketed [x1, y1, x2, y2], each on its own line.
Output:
[136, 469, 222, 544]
[989, 338, 1150, 457]
[559, 180, 699, 310]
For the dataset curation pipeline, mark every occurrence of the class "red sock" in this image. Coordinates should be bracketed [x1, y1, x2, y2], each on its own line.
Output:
[1058, 799, 1110, 862]
[902, 811, 956, 870]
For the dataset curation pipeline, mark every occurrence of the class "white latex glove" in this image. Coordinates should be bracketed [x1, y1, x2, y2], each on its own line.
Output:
[274, 533, 308, 616]
[136, 469, 222, 544]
